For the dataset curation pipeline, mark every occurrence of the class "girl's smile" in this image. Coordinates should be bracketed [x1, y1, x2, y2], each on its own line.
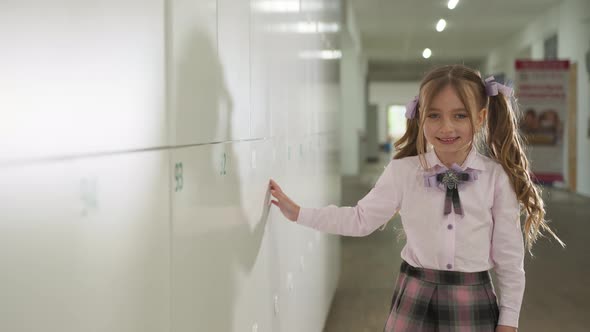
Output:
[437, 136, 460, 144]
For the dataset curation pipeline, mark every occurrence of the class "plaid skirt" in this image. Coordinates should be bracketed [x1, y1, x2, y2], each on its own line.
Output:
[384, 260, 499, 332]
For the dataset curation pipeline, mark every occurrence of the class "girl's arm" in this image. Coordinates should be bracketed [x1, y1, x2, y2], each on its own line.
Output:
[490, 166, 526, 329]
[270, 159, 403, 236]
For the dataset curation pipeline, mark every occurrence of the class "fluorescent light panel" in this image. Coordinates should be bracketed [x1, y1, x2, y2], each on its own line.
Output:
[436, 19, 446, 32]
[448, 0, 459, 10]
[252, 1, 333, 13]
[299, 50, 342, 60]
[272, 22, 340, 34]
[253, 1, 300, 13]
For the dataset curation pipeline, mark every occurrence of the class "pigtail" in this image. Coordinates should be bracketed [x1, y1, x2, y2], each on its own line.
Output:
[393, 116, 420, 159]
[486, 94, 565, 254]
[390, 109, 422, 240]
[394, 99, 429, 161]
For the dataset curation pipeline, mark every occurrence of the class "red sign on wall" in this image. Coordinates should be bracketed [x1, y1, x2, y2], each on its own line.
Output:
[515, 60, 570, 185]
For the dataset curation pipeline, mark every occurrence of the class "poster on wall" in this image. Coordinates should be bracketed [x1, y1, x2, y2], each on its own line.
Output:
[515, 59, 570, 185]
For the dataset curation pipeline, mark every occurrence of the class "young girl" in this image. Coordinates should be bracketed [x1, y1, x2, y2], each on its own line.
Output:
[269, 65, 564, 332]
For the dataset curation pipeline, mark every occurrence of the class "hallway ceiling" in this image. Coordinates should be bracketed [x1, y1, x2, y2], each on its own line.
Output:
[350, 0, 564, 80]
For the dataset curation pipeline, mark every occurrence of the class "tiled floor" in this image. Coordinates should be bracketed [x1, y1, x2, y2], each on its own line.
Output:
[323, 159, 590, 332]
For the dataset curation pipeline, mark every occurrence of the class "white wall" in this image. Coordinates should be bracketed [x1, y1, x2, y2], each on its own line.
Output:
[340, 2, 368, 175]
[484, 5, 560, 79]
[558, 0, 590, 196]
[0, 1, 342, 331]
[369, 82, 421, 144]
[484, 0, 590, 196]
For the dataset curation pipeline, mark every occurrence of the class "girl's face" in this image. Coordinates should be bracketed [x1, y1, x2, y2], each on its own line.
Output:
[422, 85, 485, 164]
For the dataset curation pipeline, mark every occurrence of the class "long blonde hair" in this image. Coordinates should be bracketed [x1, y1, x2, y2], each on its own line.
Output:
[394, 64, 564, 254]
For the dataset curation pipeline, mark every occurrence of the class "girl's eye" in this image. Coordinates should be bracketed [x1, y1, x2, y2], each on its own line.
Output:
[455, 114, 468, 119]
[427, 113, 439, 119]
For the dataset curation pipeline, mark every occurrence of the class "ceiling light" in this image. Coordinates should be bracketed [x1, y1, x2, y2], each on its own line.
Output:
[422, 48, 432, 59]
[271, 22, 340, 34]
[295, 22, 317, 33]
[317, 22, 340, 33]
[299, 50, 342, 60]
[436, 19, 446, 32]
[253, 1, 300, 13]
[447, 0, 459, 10]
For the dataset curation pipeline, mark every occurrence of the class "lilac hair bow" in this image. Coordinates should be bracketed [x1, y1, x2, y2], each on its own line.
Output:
[405, 95, 419, 119]
[424, 165, 478, 216]
[484, 76, 513, 97]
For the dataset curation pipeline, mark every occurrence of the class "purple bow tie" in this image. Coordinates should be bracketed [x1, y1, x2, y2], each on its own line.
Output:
[424, 165, 478, 216]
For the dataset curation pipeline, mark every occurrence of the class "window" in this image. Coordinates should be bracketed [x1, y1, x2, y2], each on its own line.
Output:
[544, 34, 558, 59]
[387, 104, 407, 142]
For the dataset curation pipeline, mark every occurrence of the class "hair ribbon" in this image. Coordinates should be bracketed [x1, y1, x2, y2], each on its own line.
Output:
[405, 95, 419, 119]
[484, 76, 513, 97]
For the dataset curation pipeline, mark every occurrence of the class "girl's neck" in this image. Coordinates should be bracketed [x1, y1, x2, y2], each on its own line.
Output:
[434, 148, 470, 169]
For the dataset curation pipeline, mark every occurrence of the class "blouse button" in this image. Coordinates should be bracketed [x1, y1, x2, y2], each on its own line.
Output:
[447, 224, 453, 230]
[446, 264, 453, 270]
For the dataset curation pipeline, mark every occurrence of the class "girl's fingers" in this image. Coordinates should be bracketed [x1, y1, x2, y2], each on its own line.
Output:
[271, 200, 279, 206]
[271, 189, 285, 200]
[269, 179, 282, 191]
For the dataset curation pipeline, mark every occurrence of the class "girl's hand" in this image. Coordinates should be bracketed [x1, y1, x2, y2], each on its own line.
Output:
[269, 179, 300, 222]
[496, 325, 517, 332]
